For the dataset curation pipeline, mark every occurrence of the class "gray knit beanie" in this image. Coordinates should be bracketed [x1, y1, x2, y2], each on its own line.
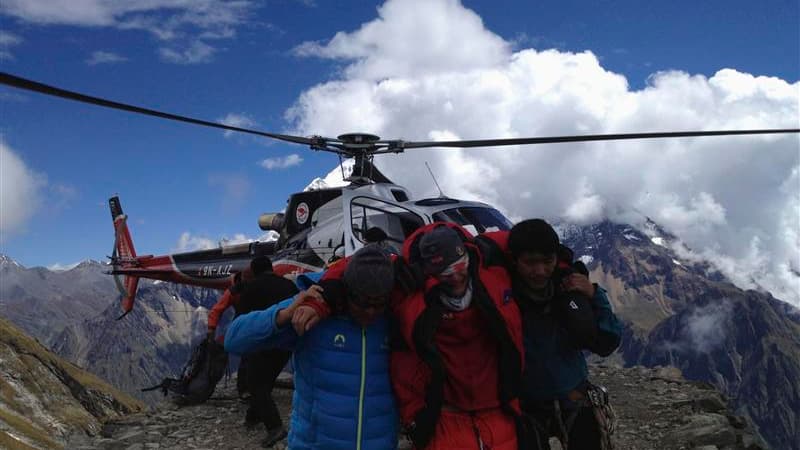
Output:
[343, 245, 395, 298]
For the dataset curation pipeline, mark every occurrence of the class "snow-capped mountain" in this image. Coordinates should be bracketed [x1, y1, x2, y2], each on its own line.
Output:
[304, 158, 354, 191]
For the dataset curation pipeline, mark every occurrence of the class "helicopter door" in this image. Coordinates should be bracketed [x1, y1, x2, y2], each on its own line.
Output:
[342, 193, 427, 256]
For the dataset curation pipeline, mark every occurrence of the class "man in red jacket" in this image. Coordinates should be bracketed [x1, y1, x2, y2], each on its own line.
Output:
[207, 272, 246, 340]
[391, 224, 526, 450]
[207, 271, 249, 398]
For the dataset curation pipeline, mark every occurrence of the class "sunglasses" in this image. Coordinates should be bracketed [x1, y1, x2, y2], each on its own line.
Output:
[434, 255, 469, 279]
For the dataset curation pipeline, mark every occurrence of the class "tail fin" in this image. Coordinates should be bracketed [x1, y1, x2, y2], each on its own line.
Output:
[109, 196, 140, 319]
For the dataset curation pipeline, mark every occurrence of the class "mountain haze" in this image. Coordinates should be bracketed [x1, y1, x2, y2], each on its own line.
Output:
[0, 257, 114, 344]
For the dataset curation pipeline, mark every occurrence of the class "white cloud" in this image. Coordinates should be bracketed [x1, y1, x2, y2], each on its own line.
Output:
[86, 50, 127, 65]
[562, 177, 606, 224]
[0, 139, 46, 241]
[1, 0, 253, 31]
[158, 40, 215, 64]
[207, 173, 250, 214]
[219, 113, 257, 138]
[173, 231, 276, 252]
[1, 0, 255, 64]
[0, 31, 22, 45]
[0, 91, 27, 102]
[658, 300, 734, 354]
[260, 154, 303, 170]
[292, 0, 509, 80]
[174, 232, 217, 251]
[286, 0, 800, 306]
[0, 30, 22, 60]
[49, 183, 79, 214]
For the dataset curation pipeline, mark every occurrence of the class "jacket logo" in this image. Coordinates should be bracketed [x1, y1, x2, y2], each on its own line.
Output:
[569, 300, 578, 310]
[333, 334, 346, 348]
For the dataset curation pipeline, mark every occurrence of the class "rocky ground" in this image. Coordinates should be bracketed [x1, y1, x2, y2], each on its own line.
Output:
[68, 365, 767, 450]
[589, 365, 767, 450]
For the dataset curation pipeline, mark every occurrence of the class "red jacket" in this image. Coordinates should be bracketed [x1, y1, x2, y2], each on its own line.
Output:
[393, 223, 525, 449]
[207, 288, 240, 331]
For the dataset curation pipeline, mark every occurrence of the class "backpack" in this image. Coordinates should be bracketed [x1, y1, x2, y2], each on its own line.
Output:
[142, 337, 229, 406]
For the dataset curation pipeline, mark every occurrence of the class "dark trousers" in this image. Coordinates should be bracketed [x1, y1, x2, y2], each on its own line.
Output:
[525, 402, 602, 450]
[246, 349, 291, 430]
[237, 356, 249, 397]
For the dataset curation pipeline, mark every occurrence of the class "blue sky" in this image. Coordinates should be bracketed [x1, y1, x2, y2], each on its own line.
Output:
[1, 0, 798, 303]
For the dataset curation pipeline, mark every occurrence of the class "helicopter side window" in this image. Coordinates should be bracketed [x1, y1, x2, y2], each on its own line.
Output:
[350, 197, 425, 246]
[432, 207, 513, 235]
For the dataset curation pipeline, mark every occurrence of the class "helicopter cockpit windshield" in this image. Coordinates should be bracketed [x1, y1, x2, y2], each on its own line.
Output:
[432, 206, 513, 236]
[349, 196, 425, 247]
[343, 186, 515, 256]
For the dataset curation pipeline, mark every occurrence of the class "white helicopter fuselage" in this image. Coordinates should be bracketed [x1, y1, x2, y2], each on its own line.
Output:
[270, 181, 512, 274]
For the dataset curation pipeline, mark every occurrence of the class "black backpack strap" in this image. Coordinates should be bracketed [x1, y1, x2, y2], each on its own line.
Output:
[140, 377, 182, 395]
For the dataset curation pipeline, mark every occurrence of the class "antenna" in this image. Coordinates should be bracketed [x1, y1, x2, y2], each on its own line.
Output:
[425, 162, 446, 198]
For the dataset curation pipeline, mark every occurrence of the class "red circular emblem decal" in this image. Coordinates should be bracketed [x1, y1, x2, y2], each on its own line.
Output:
[296, 202, 310, 224]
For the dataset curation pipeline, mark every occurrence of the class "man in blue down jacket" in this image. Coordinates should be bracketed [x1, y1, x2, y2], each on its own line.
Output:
[225, 246, 398, 450]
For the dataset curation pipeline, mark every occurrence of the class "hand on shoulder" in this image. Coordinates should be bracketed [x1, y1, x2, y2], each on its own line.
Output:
[276, 285, 326, 335]
[561, 273, 595, 298]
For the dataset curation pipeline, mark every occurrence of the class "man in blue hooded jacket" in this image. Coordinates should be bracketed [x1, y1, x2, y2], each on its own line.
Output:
[225, 245, 399, 450]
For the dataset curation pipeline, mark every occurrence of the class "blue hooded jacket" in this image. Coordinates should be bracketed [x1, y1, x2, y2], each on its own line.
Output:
[224, 272, 398, 450]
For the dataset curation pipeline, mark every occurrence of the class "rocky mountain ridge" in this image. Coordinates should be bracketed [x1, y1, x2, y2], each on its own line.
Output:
[0, 258, 114, 344]
[52, 282, 221, 405]
[560, 220, 800, 450]
[0, 317, 143, 449]
[0, 256, 223, 405]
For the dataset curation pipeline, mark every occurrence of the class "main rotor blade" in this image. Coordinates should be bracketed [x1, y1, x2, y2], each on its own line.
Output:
[4, 72, 797, 152]
[401, 129, 799, 149]
[0, 72, 314, 146]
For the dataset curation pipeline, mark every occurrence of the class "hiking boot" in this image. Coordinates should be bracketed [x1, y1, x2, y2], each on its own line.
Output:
[261, 427, 287, 448]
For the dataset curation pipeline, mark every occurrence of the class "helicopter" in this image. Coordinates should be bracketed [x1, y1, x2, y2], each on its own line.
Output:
[2, 71, 798, 317]
[106, 133, 515, 317]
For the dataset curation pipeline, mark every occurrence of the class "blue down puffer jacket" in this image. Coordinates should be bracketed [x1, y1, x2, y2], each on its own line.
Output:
[225, 272, 398, 450]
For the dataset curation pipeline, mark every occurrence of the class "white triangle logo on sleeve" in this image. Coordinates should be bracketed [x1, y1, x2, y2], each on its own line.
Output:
[569, 300, 579, 310]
